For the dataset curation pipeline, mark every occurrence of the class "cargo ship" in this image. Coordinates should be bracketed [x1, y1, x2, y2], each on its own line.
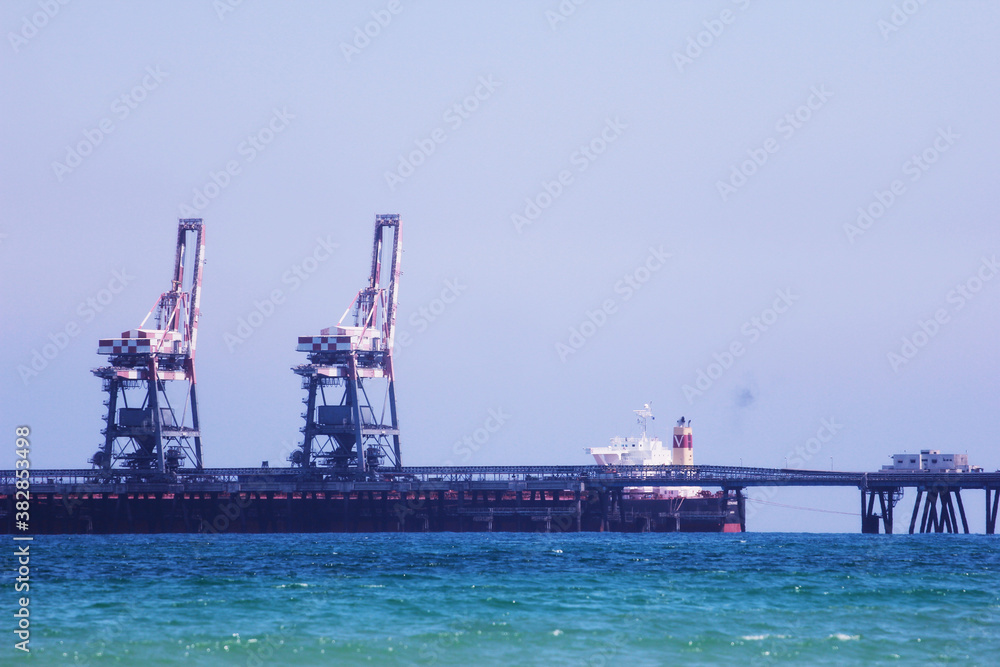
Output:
[585, 405, 743, 532]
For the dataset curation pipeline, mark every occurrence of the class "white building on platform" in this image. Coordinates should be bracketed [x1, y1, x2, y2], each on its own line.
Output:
[881, 449, 981, 473]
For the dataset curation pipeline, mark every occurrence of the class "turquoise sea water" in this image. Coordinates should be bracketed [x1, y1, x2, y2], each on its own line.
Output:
[22, 533, 1000, 665]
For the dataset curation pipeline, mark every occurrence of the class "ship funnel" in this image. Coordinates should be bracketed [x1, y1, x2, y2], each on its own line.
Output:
[673, 419, 693, 466]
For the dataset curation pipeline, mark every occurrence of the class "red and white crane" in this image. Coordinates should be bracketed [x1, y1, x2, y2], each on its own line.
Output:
[291, 214, 402, 477]
[91, 219, 205, 474]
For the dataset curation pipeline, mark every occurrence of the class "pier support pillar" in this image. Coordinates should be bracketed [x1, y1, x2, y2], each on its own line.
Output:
[721, 487, 747, 533]
[912, 488, 969, 534]
[987, 488, 999, 535]
[862, 488, 900, 534]
[574, 488, 582, 532]
[380, 491, 390, 532]
[878, 490, 893, 535]
[954, 490, 970, 534]
[908, 489, 923, 534]
[736, 488, 746, 533]
[861, 489, 875, 533]
[599, 490, 610, 532]
[123, 494, 133, 532]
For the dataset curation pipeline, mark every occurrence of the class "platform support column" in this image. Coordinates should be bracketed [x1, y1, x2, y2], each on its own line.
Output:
[861, 489, 878, 534]
[940, 491, 955, 533]
[574, 487, 582, 532]
[736, 488, 746, 533]
[954, 490, 970, 534]
[987, 488, 999, 535]
[877, 490, 893, 534]
[599, 490, 610, 532]
[908, 489, 923, 534]
[914, 489, 968, 534]
[919, 491, 936, 533]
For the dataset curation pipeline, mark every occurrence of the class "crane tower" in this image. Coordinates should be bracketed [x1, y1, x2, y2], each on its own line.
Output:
[291, 214, 402, 478]
[91, 219, 206, 474]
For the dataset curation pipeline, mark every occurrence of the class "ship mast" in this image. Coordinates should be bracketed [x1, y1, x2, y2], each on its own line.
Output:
[635, 403, 654, 440]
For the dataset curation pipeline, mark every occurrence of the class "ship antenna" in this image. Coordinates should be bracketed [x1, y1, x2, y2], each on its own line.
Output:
[634, 402, 653, 439]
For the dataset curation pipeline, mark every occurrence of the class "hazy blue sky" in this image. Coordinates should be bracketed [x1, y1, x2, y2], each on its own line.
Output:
[3, 1, 998, 532]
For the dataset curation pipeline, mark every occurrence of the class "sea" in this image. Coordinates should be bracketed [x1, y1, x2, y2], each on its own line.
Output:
[23, 533, 1000, 665]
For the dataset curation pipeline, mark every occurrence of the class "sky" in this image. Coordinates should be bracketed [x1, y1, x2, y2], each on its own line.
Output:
[2, 1, 998, 532]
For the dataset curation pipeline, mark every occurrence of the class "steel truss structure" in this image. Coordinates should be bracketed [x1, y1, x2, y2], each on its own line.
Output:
[291, 214, 402, 478]
[91, 219, 205, 474]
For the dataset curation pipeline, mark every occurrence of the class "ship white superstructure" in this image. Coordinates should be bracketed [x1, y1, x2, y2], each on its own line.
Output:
[586, 405, 701, 498]
[587, 405, 670, 466]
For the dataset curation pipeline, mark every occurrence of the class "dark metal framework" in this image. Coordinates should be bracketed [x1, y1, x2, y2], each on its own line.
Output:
[292, 215, 402, 478]
[861, 487, 902, 534]
[987, 487, 1000, 535]
[91, 219, 206, 474]
[907, 487, 971, 534]
[723, 487, 748, 532]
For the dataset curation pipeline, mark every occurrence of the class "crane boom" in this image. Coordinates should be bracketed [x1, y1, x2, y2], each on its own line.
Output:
[292, 214, 403, 477]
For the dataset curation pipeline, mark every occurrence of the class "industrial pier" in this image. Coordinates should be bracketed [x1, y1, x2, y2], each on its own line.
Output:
[4, 216, 998, 536]
[4, 466, 999, 535]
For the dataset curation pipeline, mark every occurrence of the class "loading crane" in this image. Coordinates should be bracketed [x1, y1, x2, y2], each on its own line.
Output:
[91, 219, 206, 475]
[291, 214, 402, 478]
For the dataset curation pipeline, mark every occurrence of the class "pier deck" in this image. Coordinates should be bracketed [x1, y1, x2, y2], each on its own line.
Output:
[3, 465, 998, 535]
